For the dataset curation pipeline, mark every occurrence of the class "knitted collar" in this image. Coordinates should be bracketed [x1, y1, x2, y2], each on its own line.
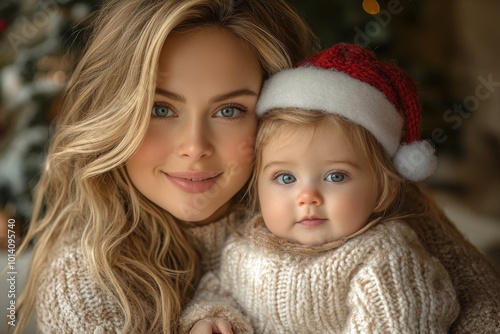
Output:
[245, 214, 382, 256]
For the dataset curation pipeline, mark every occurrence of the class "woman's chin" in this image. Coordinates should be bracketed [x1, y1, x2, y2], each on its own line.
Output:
[170, 201, 232, 226]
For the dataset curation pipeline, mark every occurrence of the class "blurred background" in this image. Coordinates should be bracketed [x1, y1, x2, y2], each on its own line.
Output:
[1, 0, 500, 285]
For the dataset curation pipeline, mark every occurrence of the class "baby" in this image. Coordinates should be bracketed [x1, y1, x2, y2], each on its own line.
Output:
[182, 43, 460, 334]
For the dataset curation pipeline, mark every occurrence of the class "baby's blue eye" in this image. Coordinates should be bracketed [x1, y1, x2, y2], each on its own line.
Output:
[325, 172, 345, 183]
[277, 173, 296, 185]
[215, 107, 244, 118]
[152, 104, 174, 117]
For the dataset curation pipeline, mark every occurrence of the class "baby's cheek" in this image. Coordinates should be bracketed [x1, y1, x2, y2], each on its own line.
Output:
[260, 191, 292, 236]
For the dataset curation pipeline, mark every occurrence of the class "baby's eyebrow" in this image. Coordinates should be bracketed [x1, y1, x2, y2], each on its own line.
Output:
[262, 160, 361, 171]
[323, 160, 361, 170]
[262, 161, 288, 171]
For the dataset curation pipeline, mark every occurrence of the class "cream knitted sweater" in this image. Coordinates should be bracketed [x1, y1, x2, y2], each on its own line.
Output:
[35, 191, 500, 333]
[181, 217, 460, 333]
[35, 214, 237, 333]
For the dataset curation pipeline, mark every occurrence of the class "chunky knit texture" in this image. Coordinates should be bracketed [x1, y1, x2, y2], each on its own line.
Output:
[182, 217, 460, 333]
[35, 214, 243, 333]
[405, 185, 500, 333]
[37, 235, 124, 334]
[35, 191, 500, 333]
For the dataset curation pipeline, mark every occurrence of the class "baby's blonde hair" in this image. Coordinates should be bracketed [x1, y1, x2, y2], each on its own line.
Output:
[16, 1, 317, 333]
[250, 109, 425, 225]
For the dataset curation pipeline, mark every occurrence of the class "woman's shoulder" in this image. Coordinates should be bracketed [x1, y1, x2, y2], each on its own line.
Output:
[37, 233, 86, 287]
[369, 219, 417, 235]
[39, 233, 95, 287]
[37, 234, 124, 333]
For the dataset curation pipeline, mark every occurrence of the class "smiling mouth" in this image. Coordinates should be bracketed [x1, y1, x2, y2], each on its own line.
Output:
[163, 171, 222, 193]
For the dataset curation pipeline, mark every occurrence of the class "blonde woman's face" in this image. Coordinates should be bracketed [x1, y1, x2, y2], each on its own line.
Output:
[257, 123, 379, 245]
[126, 26, 261, 223]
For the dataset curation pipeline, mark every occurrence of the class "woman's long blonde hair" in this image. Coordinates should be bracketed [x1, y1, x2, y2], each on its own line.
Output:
[250, 109, 429, 224]
[16, 1, 317, 333]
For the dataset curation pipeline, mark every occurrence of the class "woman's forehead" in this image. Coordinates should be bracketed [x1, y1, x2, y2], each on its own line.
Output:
[156, 26, 261, 87]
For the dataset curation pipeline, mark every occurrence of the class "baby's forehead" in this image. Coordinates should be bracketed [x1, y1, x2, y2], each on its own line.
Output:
[263, 118, 341, 142]
[262, 123, 341, 156]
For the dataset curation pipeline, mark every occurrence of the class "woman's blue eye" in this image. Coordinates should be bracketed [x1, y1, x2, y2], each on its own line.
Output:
[325, 172, 345, 183]
[215, 106, 244, 118]
[277, 173, 296, 185]
[152, 104, 174, 117]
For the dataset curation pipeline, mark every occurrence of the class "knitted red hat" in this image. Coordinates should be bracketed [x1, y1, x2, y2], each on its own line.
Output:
[256, 43, 436, 181]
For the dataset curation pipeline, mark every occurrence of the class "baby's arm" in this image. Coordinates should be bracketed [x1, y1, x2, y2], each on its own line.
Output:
[180, 271, 253, 334]
[345, 223, 460, 333]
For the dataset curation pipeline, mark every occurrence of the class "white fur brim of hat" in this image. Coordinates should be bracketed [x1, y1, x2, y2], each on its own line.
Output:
[256, 66, 437, 181]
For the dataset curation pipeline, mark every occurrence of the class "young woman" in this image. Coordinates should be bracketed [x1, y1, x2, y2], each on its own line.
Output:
[15, 0, 499, 333]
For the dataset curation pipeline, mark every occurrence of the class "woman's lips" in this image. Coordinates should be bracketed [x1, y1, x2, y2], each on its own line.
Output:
[163, 171, 222, 194]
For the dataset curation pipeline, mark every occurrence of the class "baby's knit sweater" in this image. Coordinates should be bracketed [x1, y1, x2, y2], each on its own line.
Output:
[181, 218, 460, 333]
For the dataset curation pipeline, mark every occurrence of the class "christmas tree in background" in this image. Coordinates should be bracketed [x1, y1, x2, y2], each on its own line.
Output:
[0, 0, 97, 236]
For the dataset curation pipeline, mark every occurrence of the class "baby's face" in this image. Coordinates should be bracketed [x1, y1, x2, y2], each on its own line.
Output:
[257, 122, 379, 245]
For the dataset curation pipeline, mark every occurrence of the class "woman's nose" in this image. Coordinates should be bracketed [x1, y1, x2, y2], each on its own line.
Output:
[175, 118, 214, 160]
[297, 187, 324, 206]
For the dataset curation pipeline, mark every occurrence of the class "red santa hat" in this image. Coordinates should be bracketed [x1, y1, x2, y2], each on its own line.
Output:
[256, 43, 437, 181]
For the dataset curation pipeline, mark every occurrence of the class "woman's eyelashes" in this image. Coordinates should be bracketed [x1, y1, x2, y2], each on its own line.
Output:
[213, 104, 248, 120]
[151, 103, 176, 119]
[151, 102, 248, 120]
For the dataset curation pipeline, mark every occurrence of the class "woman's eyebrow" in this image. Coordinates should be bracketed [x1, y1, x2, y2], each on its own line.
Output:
[155, 88, 257, 103]
[210, 89, 258, 103]
[155, 88, 185, 102]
